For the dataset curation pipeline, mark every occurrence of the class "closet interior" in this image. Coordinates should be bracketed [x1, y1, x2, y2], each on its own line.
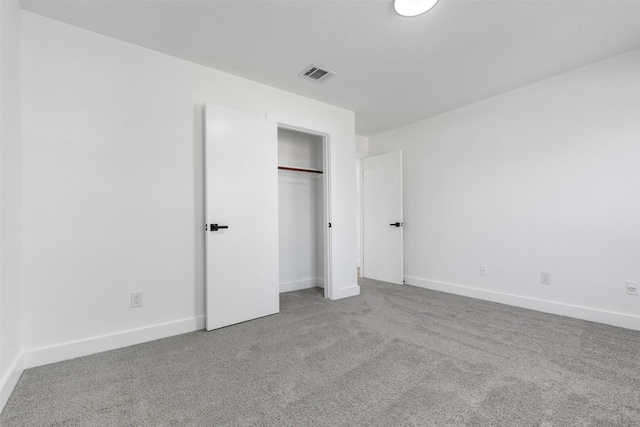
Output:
[277, 127, 326, 296]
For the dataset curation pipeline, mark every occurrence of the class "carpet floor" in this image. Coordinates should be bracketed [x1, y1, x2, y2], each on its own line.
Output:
[2, 278, 639, 426]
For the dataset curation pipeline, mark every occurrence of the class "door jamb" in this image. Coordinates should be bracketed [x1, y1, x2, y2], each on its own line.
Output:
[356, 157, 365, 279]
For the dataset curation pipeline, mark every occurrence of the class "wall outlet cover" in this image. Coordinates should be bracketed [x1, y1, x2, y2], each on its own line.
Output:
[131, 292, 143, 308]
[541, 271, 551, 285]
[480, 265, 488, 276]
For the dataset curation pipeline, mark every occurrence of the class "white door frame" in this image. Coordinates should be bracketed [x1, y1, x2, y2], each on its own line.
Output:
[356, 156, 365, 278]
[275, 117, 333, 299]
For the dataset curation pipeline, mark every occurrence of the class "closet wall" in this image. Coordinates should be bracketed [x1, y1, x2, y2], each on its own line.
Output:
[278, 128, 325, 293]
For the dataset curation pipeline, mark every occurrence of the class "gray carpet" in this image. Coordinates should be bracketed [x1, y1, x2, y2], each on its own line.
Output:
[2, 278, 640, 426]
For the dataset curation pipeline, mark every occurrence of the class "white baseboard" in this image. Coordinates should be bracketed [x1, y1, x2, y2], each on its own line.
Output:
[21, 316, 206, 370]
[332, 284, 360, 300]
[279, 278, 320, 293]
[405, 276, 640, 331]
[0, 354, 23, 414]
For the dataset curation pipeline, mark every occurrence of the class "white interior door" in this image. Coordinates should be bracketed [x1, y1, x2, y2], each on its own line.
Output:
[205, 104, 279, 330]
[363, 151, 403, 284]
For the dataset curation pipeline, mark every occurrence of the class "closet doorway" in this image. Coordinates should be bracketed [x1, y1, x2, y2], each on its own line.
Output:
[277, 126, 332, 298]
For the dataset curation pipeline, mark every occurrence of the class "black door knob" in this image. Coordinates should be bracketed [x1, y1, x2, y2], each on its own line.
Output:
[210, 224, 229, 231]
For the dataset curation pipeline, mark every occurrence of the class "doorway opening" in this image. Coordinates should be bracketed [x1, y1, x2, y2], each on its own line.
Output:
[277, 126, 332, 298]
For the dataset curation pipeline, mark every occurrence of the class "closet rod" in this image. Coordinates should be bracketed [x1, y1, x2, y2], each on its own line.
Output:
[278, 166, 323, 174]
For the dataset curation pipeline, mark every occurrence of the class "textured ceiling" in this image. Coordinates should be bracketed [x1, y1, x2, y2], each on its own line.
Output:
[20, 0, 640, 136]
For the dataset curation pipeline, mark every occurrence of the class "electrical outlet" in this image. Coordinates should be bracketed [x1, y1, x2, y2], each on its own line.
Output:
[541, 271, 551, 285]
[131, 292, 143, 308]
[627, 281, 638, 296]
[480, 265, 488, 276]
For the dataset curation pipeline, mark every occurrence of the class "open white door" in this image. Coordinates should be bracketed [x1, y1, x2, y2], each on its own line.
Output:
[205, 104, 279, 330]
[363, 151, 403, 284]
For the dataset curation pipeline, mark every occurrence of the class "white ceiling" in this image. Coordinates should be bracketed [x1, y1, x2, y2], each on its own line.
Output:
[20, 0, 640, 136]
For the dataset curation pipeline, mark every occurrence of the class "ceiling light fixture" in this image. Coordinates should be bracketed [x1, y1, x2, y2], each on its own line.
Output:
[393, 0, 439, 17]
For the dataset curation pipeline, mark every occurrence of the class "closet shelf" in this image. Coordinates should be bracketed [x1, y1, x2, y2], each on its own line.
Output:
[278, 166, 323, 174]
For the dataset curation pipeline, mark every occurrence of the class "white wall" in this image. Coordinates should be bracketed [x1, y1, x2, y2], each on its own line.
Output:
[0, 0, 23, 412]
[355, 135, 369, 155]
[369, 49, 640, 330]
[278, 128, 323, 170]
[20, 11, 358, 368]
[278, 129, 325, 292]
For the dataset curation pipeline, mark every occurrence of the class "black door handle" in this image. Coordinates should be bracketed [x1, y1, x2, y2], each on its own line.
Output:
[389, 222, 402, 227]
[210, 224, 229, 231]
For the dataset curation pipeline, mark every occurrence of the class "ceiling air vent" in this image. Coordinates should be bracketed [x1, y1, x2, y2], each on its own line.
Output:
[299, 64, 337, 83]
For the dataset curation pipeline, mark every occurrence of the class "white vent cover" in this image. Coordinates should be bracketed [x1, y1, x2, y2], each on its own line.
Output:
[298, 64, 337, 83]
